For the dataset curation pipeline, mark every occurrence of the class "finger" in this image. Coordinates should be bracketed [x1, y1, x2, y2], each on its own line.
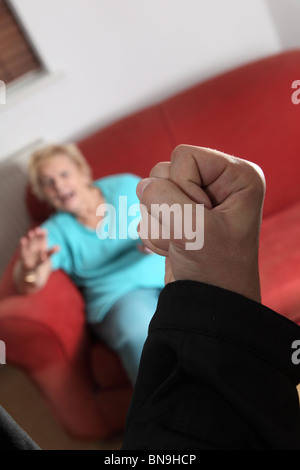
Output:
[20, 236, 28, 247]
[38, 245, 60, 264]
[26, 227, 47, 239]
[137, 178, 203, 252]
[19, 237, 30, 259]
[38, 230, 48, 253]
[138, 215, 170, 256]
[47, 245, 60, 256]
[19, 237, 36, 268]
[27, 227, 47, 252]
[28, 230, 42, 252]
[170, 145, 228, 208]
[149, 161, 170, 179]
[27, 230, 35, 240]
[39, 245, 60, 262]
[138, 177, 194, 216]
[36, 227, 48, 233]
[34, 227, 48, 238]
[170, 145, 265, 209]
[136, 242, 153, 254]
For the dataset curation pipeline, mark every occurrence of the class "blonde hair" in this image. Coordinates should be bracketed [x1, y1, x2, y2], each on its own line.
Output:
[28, 143, 93, 200]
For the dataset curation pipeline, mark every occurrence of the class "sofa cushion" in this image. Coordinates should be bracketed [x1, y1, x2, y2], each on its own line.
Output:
[161, 50, 300, 218]
[77, 105, 174, 180]
[90, 341, 130, 389]
[259, 200, 300, 324]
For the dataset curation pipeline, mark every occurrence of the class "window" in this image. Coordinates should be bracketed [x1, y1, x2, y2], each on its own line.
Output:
[0, 0, 42, 85]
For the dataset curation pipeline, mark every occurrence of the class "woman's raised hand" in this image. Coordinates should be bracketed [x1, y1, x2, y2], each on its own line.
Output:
[19, 227, 60, 271]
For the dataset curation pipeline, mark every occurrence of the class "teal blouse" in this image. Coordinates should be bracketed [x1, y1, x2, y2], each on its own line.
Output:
[41, 173, 165, 323]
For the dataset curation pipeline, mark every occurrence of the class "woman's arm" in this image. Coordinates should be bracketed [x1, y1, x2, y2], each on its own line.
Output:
[13, 227, 59, 295]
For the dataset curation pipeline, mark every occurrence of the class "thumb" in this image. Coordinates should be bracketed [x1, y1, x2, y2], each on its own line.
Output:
[39, 245, 60, 263]
[48, 245, 60, 256]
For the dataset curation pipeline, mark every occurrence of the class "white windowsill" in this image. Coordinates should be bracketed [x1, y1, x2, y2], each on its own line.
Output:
[2, 69, 64, 110]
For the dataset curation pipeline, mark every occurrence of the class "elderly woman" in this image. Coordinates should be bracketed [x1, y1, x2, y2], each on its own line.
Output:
[13, 144, 165, 384]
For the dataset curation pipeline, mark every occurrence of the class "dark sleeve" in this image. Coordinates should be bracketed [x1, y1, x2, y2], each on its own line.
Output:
[0, 407, 40, 450]
[122, 281, 300, 450]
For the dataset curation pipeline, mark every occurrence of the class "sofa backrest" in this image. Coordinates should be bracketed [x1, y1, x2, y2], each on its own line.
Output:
[27, 50, 300, 222]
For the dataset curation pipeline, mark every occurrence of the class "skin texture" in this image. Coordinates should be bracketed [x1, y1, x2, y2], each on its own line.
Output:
[136, 144, 266, 303]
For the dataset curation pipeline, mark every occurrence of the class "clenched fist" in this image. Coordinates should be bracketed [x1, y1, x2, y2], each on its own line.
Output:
[136, 145, 265, 303]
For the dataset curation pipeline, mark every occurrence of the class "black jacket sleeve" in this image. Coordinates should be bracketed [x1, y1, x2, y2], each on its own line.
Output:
[0, 407, 40, 450]
[122, 281, 300, 450]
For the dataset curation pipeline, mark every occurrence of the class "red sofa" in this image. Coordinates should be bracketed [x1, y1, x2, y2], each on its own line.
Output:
[0, 50, 300, 440]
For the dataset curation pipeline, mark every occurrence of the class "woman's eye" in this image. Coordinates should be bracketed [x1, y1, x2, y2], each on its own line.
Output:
[42, 179, 52, 187]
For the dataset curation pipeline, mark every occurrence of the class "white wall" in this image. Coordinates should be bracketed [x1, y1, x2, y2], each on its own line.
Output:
[265, 0, 300, 50]
[0, 0, 281, 161]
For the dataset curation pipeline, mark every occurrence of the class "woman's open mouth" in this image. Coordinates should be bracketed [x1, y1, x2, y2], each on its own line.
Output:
[59, 191, 75, 204]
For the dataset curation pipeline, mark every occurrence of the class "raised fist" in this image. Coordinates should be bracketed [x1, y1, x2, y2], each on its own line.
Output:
[136, 145, 265, 303]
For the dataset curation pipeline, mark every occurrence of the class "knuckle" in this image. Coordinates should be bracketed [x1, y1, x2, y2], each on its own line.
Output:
[141, 179, 175, 216]
[149, 161, 170, 178]
[170, 144, 189, 163]
[244, 161, 266, 194]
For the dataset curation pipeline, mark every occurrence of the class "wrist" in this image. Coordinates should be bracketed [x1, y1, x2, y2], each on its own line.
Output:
[24, 271, 37, 285]
[170, 246, 261, 303]
[20, 264, 38, 285]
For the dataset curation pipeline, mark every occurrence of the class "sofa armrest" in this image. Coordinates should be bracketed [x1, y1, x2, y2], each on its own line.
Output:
[0, 260, 116, 439]
[0, 266, 86, 371]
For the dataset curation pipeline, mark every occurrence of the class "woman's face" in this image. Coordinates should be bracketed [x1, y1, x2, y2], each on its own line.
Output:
[38, 153, 90, 213]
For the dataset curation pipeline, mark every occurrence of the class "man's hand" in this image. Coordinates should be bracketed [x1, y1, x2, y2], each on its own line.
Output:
[136, 145, 266, 303]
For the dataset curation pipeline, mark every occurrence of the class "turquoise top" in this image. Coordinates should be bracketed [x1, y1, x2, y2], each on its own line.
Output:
[41, 173, 165, 323]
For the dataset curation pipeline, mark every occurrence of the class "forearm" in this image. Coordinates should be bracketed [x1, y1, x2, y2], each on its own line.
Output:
[13, 259, 51, 294]
[123, 281, 300, 450]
